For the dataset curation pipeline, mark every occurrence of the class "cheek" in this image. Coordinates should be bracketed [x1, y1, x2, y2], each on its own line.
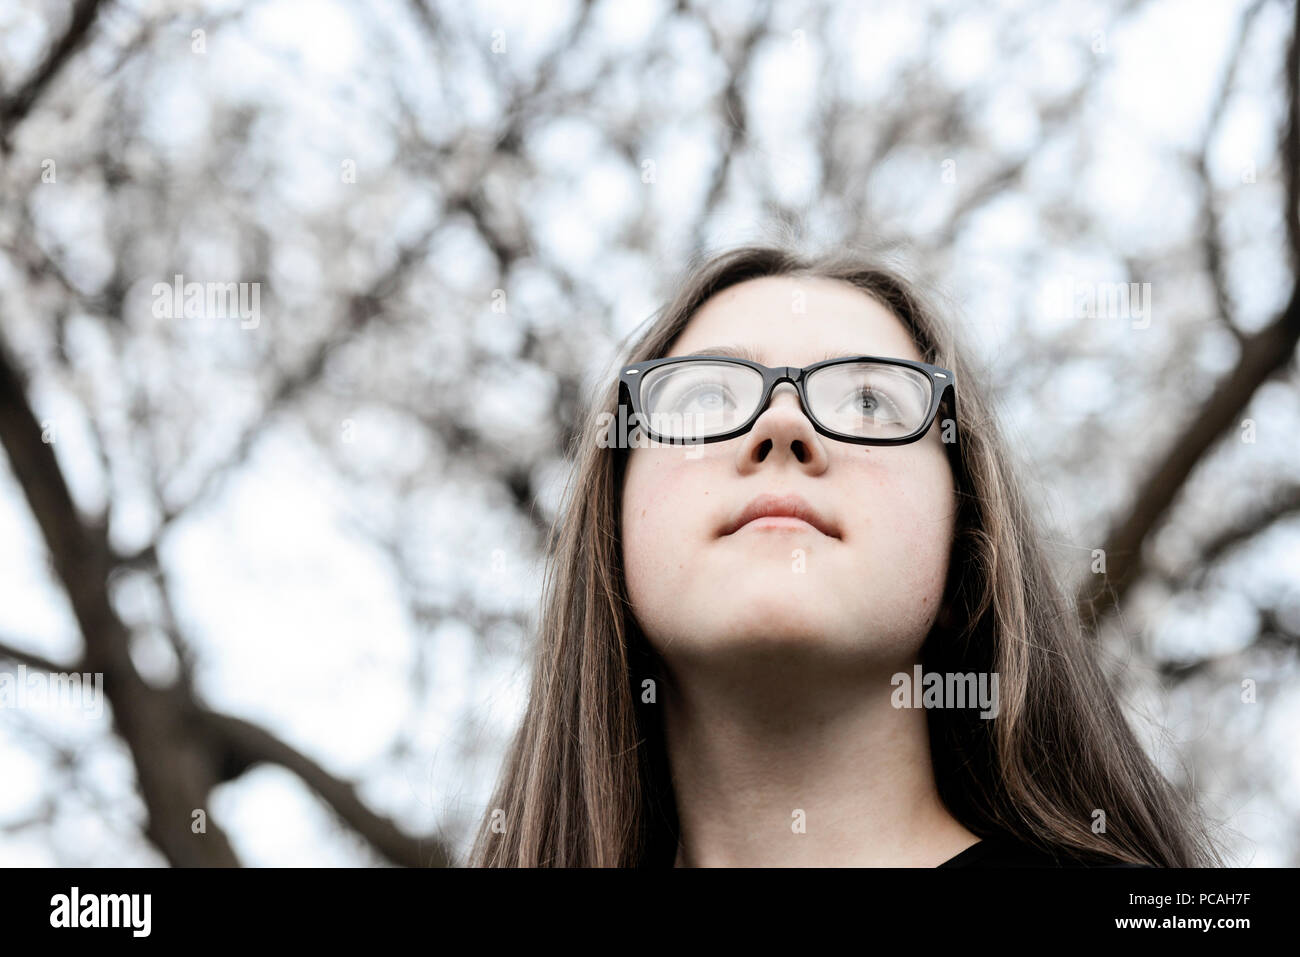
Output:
[620, 450, 703, 603]
[889, 469, 953, 567]
[850, 450, 956, 608]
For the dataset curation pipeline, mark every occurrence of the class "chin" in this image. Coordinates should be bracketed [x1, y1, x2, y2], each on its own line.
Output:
[711, 602, 840, 643]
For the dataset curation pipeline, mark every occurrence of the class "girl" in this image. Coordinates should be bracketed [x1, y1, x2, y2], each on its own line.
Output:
[469, 241, 1223, 867]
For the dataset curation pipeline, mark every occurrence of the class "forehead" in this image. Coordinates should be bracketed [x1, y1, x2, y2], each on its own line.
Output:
[666, 275, 923, 365]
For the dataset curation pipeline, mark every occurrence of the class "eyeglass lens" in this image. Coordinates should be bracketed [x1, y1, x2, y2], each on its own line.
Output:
[637, 360, 934, 440]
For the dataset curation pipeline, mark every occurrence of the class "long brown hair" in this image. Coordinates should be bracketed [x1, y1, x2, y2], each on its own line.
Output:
[469, 240, 1224, 867]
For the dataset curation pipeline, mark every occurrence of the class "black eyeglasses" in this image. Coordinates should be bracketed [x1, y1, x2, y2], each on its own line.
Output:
[618, 354, 957, 447]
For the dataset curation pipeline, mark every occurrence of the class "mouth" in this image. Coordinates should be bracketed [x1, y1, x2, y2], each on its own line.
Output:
[720, 493, 841, 539]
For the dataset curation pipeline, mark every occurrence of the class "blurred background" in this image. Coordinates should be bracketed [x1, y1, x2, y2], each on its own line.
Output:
[0, 0, 1297, 866]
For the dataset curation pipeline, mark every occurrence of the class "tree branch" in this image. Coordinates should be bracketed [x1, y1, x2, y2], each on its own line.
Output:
[0, 328, 241, 866]
[1190, 0, 1269, 347]
[1078, 2, 1300, 632]
[0, 638, 78, 675]
[0, 0, 109, 151]
[202, 710, 455, 867]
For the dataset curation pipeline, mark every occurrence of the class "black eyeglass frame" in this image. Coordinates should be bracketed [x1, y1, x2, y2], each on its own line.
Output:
[618, 354, 958, 447]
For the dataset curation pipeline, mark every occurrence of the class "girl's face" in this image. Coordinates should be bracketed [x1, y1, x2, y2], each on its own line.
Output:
[620, 276, 956, 676]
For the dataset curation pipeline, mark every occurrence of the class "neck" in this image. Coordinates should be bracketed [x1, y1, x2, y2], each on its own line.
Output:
[661, 658, 979, 867]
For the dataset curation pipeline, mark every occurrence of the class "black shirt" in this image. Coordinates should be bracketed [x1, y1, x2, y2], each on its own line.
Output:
[938, 838, 1151, 868]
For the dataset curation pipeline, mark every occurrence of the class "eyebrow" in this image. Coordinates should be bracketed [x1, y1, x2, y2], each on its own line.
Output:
[684, 345, 865, 364]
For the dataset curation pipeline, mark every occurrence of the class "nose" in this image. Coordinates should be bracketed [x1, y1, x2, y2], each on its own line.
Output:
[734, 380, 829, 471]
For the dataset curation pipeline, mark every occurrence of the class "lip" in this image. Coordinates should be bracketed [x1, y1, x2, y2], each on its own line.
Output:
[720, 493, 841, 539]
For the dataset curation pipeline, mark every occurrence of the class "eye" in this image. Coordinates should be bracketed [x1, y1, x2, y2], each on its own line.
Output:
[837, 386, 903, 423]
[677, 382, 736, 413]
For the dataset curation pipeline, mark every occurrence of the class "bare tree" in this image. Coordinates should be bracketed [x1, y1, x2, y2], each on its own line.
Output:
[0, 0, 1295, 865]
